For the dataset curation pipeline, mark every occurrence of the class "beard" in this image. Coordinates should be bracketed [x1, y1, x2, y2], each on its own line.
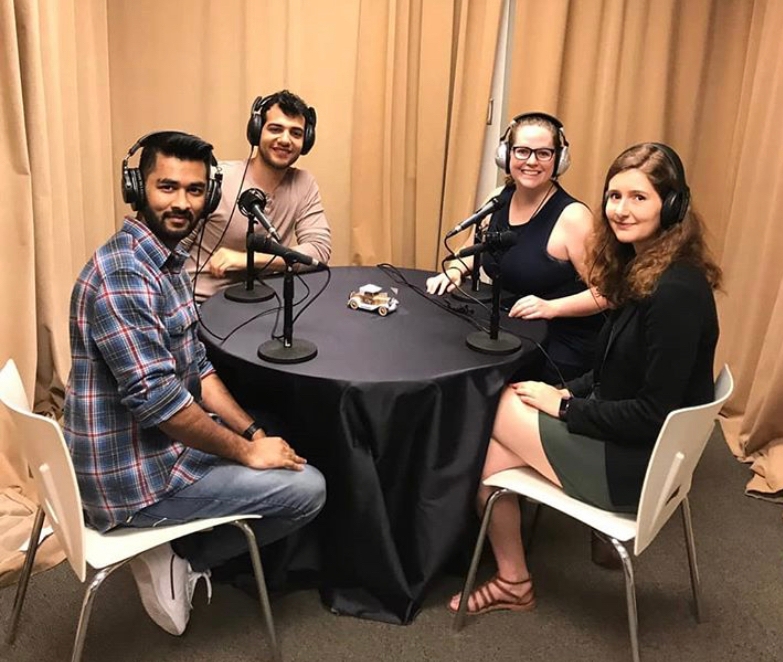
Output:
[139, 202, 199, 247]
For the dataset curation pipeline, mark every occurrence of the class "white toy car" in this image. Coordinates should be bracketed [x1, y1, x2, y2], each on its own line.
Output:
[347, 284, 399, 316]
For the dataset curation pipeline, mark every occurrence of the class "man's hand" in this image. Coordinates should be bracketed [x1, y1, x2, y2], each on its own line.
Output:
[207, 247, 245, 277]
[510, 380, 567, 418]
[241, 436, 307, 471]
[508, 295, 558, 320]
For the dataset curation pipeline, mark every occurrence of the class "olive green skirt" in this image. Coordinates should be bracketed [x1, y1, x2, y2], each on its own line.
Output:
[538, 412, 637, 513]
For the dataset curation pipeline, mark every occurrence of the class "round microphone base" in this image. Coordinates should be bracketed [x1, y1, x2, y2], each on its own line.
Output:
[466, 330, 522, 355]
[451, 280, 493, 303]
[224, 281, 275, 303]
[258, 338, 318, 364]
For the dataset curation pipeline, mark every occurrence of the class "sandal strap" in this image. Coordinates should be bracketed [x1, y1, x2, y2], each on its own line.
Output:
[468, 574, 534, 612]
[496, 574, 532, 586]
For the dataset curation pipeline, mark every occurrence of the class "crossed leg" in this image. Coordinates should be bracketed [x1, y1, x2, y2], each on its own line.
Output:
[449, 385, 562, 614]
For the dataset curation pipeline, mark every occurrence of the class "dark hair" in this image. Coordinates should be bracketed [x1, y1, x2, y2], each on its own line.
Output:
[138, 131, 213, 182]
[260, 89, 310, 123]
[588, 143, 722, 306]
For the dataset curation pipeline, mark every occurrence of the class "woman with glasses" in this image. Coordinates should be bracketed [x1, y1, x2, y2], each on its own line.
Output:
[448, 142, 721, 617]
[426, 112, 605, 384]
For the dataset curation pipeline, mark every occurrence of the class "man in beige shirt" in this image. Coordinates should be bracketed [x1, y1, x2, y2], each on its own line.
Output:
[184, 90, 331, 301]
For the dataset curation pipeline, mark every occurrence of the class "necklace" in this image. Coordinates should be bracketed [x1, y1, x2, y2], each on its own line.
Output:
[510, 182, 555, 226]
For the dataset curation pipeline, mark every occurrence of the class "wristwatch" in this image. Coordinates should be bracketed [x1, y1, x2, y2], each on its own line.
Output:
[558, 398, 571, 421]
[241, 422, 262, 441]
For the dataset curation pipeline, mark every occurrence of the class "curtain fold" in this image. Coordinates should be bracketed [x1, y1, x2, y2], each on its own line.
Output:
[1, 0, 113, 495]
[717, 0, 783, 501]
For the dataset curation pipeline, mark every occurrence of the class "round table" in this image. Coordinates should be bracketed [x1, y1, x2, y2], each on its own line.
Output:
[199, 265, 546, 624]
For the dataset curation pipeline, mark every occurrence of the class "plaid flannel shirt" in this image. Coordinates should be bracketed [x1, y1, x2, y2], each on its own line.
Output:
[64, 217, 219, 532]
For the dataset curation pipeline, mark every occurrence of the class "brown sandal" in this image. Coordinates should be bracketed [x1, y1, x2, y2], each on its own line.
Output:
[449, 574, 536, 615]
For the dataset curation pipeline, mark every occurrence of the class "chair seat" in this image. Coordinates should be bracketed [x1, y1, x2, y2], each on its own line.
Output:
[83, 514, 261, 570]
[484, 467, 638, 543]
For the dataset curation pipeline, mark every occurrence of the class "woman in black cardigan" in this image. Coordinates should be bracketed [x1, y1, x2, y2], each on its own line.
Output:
[449, 142, 722, 616]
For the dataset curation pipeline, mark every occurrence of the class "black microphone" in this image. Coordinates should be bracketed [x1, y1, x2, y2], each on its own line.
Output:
[238, 188, 282, 242]
[450, 230, 516, 259]
[445, 196, 504, 239]
[247, 233, 322, 268]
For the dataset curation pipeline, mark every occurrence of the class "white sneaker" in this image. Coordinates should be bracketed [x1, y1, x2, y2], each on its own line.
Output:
[129, 543, 212, 635]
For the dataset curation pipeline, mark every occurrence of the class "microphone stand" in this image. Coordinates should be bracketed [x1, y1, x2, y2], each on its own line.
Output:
[223, 217, 275, 303]
[465, 266, 522, 355]
[257, 260, 318, 364]
[451, 224, 494, 303]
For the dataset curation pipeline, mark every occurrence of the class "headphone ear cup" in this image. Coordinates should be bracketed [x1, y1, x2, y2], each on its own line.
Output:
[555, 144, 571, 177]
[495, 142, 509, 172]
[660, 191, 685, 229]
[203, 177, 222, 216]
[301, 107, 317, 155]
[122, 167, 144, 211]
[247, 96, 267, 147]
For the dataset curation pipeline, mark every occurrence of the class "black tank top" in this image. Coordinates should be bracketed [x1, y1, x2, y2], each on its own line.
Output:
[482, 183, 604, 375]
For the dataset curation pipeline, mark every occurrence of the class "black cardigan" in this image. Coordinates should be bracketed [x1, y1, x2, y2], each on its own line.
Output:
[564, 262, 719, 507]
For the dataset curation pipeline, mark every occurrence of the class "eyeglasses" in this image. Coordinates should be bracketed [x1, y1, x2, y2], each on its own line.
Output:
[511, 146, 555, 162]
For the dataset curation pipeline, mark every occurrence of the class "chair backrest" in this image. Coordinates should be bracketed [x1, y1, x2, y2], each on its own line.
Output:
[634, 365, 734, 555]
[0, 359, 88, 581]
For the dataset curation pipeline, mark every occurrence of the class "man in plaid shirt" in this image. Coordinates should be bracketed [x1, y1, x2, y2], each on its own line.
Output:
[64, 131, 325, 636]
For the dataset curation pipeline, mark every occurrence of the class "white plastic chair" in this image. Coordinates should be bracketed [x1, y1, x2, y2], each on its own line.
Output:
[0, 359, 281, 662]
[453, 365, 734, 662]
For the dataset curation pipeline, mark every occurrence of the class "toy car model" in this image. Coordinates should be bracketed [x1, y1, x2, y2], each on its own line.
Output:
[347, 284, 399, 316]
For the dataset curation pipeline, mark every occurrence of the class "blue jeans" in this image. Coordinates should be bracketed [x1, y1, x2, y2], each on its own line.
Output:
[127, 461, 326, 572]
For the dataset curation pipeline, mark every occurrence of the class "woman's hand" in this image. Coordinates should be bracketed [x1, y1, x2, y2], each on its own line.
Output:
[426, 267, 463, 295]
[508, 295, 558, 320]
[510, 380, 567, 418]
[207, 247, 245, 277]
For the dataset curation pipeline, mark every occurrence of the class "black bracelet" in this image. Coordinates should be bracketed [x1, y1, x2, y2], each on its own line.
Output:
[241, 422, 262, 441]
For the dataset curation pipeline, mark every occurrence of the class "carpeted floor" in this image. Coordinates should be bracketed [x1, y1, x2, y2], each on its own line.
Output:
[1, 427, 780, 662]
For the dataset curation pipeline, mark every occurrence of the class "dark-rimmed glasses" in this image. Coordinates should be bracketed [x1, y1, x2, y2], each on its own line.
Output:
[511, 146, 555, 162]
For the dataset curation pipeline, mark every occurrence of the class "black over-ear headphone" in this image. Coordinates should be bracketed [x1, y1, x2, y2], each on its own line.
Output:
[495, 111, 571, 177]
[246, 95, 317, 155]
[650, 142, 691, 229]
[121, 131, 223, 215]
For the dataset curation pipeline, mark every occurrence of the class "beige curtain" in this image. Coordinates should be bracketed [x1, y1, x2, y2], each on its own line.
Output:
[505, 0, 783, 501]
[106, 0, 502, 269]
[3, 0, 783, 519]
[717, 0, 783, 502]
[0, 0, 114, 491]
[0, 0, 114, 577]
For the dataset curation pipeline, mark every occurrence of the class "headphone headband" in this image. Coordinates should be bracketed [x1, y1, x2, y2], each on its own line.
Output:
[121, 131, 222, 215]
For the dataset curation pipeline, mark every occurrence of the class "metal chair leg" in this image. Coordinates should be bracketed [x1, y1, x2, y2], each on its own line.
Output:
[610, 538, 640, 662]
[680, 497, 705, 623]
[232, 521, 281, 662]
[453, 488, 510, 632]
[6, 505, 46, 645]
[523, 499, 542, 553]
[71, 563, 124, 662]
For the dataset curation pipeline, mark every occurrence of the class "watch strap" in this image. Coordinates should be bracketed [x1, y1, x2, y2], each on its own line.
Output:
[558, 398, 571, 421]
[241, 422, 262, 440]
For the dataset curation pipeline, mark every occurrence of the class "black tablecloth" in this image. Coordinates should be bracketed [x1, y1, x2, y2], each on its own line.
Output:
[199, 266, 546, 624]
